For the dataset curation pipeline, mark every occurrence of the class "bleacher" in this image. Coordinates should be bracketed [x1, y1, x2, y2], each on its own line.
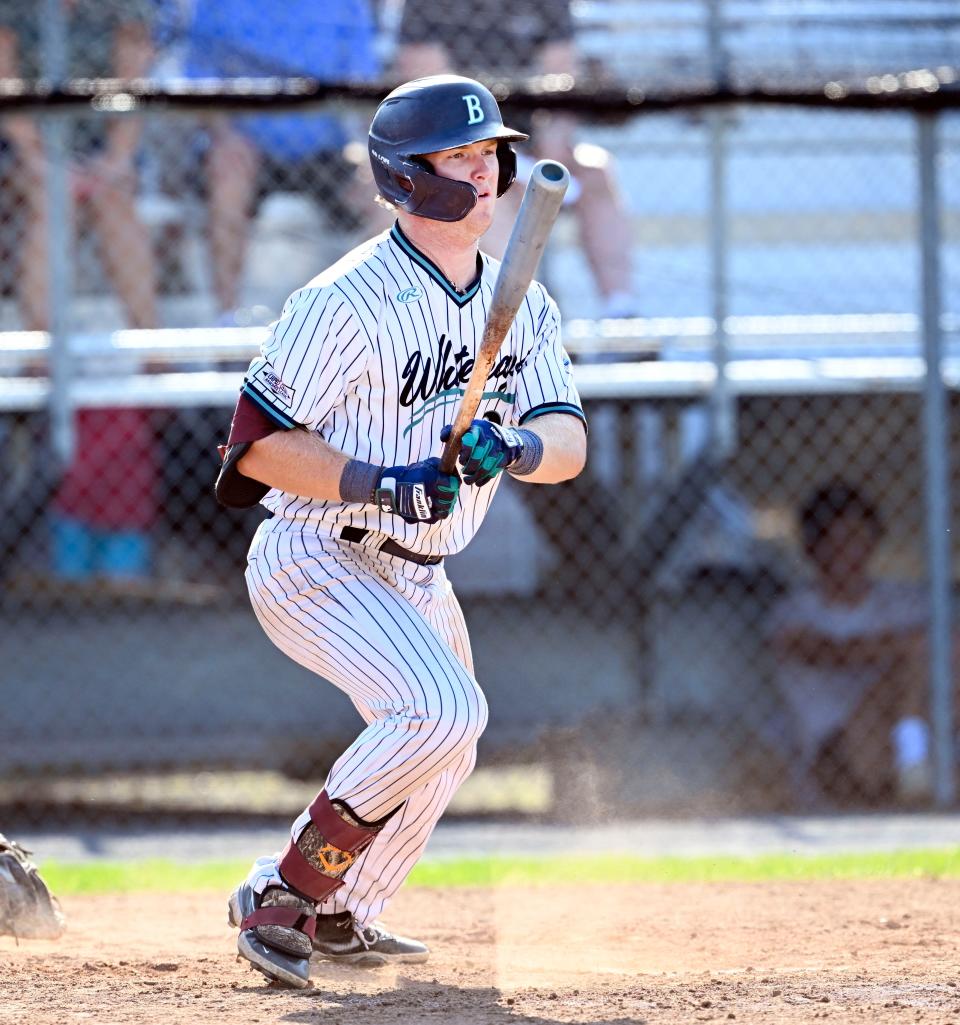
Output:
[1, 0, 956, 335]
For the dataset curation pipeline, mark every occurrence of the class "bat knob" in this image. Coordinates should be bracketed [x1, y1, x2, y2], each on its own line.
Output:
[530, 160, 571, 196]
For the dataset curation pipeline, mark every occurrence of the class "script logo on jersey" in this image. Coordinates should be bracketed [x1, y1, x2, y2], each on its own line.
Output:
[396, 286, 423, 304]
[462, 94, 485, 125]
[398, 334, 526, 434]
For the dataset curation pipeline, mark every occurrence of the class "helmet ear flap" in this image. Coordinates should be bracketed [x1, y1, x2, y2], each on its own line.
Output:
[496, 142, 518, 197]
[370, 145, 479, 221]
[375, 163, 414, 205]
[392, 169, 415, 195]
[399, 156, 479, 221]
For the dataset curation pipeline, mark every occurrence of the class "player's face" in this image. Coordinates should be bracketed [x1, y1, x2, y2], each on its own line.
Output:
[423, 139, 499, 232]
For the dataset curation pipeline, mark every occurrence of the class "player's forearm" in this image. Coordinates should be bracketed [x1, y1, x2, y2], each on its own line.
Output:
[237, 429, 351, 502]
[512, 413, 586, 484]
[234, 430, 457, 522]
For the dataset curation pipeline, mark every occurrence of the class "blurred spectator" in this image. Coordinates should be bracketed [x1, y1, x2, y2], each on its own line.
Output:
[393, 0, 641, 320]
[50, 405, 159, 583]
[766, 481, 935, 807]
[0, 0, 160, 329]
[0, 1, 162, 583]
[182, 0, 383, 326]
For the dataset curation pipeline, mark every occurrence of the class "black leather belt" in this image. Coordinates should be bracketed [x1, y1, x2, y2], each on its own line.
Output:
[340, 526, 443, 566]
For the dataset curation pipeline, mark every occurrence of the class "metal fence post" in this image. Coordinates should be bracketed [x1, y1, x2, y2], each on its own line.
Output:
[706, 0, 736, 461]
[41, 0, 74, 465]
[917, 110, 955, 807]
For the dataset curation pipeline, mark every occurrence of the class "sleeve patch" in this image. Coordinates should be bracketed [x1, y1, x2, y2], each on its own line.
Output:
[251, 365, 297, 409]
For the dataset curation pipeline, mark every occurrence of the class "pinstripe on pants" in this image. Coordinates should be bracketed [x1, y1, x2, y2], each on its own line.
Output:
[245, 517, 488, 925]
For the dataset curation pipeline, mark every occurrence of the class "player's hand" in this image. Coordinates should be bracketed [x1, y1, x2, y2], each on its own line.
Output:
[375, 457, 460, 524]
[440, 420, 524, 487]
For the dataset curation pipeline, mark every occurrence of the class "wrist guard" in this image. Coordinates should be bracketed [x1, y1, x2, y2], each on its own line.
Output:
[507, 429, 544, 477]
[339, 459, 383, 504]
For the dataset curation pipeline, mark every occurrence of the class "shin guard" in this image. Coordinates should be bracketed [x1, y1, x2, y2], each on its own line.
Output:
[278, 791, 385, 904]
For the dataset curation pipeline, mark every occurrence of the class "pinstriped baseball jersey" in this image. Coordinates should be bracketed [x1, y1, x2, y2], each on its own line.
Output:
[240, 221, 586, 555]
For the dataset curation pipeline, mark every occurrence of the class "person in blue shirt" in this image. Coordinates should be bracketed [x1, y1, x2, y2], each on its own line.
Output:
[394, 0, 641, 320]
[183, 0, 380, 324]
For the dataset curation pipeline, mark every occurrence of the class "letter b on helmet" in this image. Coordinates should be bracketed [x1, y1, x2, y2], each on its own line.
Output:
[462, 94, 485, 125]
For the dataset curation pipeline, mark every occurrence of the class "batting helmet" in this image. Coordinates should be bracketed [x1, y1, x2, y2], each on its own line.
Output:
[368, 75, 529, 222]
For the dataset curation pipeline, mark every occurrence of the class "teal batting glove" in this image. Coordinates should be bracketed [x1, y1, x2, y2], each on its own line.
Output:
[440, 419, 524, 487]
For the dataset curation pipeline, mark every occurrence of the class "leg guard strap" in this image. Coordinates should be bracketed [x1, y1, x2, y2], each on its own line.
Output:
[278, 790, 383, 903]
[241, 906, 317, 940]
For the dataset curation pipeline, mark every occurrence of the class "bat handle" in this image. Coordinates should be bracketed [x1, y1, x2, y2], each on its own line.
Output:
[437, 158, 571, 477]
[439, 443, 459, 476]
[439, 413, 472, 474]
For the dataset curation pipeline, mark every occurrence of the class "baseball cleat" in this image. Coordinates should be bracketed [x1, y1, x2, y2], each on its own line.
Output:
[228, 881, 316, 988]
[311, 910, 429, 966]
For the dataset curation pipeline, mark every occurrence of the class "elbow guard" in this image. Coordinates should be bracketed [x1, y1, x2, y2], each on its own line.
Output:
[215, 441, 270, 509]
[214, 390, 286, 509]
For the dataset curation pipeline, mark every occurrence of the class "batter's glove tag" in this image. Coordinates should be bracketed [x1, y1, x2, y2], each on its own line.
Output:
[441, 419, 524, 487]
[376, 457, 460, 523]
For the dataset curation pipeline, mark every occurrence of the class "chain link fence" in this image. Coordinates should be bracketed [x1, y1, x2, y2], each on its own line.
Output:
[1, 0, 959, 824]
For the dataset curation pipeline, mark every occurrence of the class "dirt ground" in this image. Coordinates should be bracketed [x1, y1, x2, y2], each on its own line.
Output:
[2, 879, 960, 1025]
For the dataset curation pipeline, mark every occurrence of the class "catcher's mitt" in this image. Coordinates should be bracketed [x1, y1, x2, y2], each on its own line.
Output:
[0, 834, 66, 940]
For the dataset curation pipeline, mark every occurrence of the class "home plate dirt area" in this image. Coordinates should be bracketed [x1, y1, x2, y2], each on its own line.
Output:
[2, 880, 960, 1024]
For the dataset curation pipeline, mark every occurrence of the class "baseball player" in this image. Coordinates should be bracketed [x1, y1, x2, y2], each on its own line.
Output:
[215, 74, 587, 988]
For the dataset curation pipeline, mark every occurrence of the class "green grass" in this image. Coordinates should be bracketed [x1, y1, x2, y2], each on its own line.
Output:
[37, 848, 960, 896]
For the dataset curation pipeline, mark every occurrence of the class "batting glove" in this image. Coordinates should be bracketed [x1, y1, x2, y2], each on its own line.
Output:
[375, 458, 460, 524]
[440, 419, 524, 487]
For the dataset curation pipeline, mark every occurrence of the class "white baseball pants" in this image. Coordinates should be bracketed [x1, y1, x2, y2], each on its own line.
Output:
[244, 518, 487, 925]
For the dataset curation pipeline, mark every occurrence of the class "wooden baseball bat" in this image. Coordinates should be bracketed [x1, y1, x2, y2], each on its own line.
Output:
[439, 159, 570, 474]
